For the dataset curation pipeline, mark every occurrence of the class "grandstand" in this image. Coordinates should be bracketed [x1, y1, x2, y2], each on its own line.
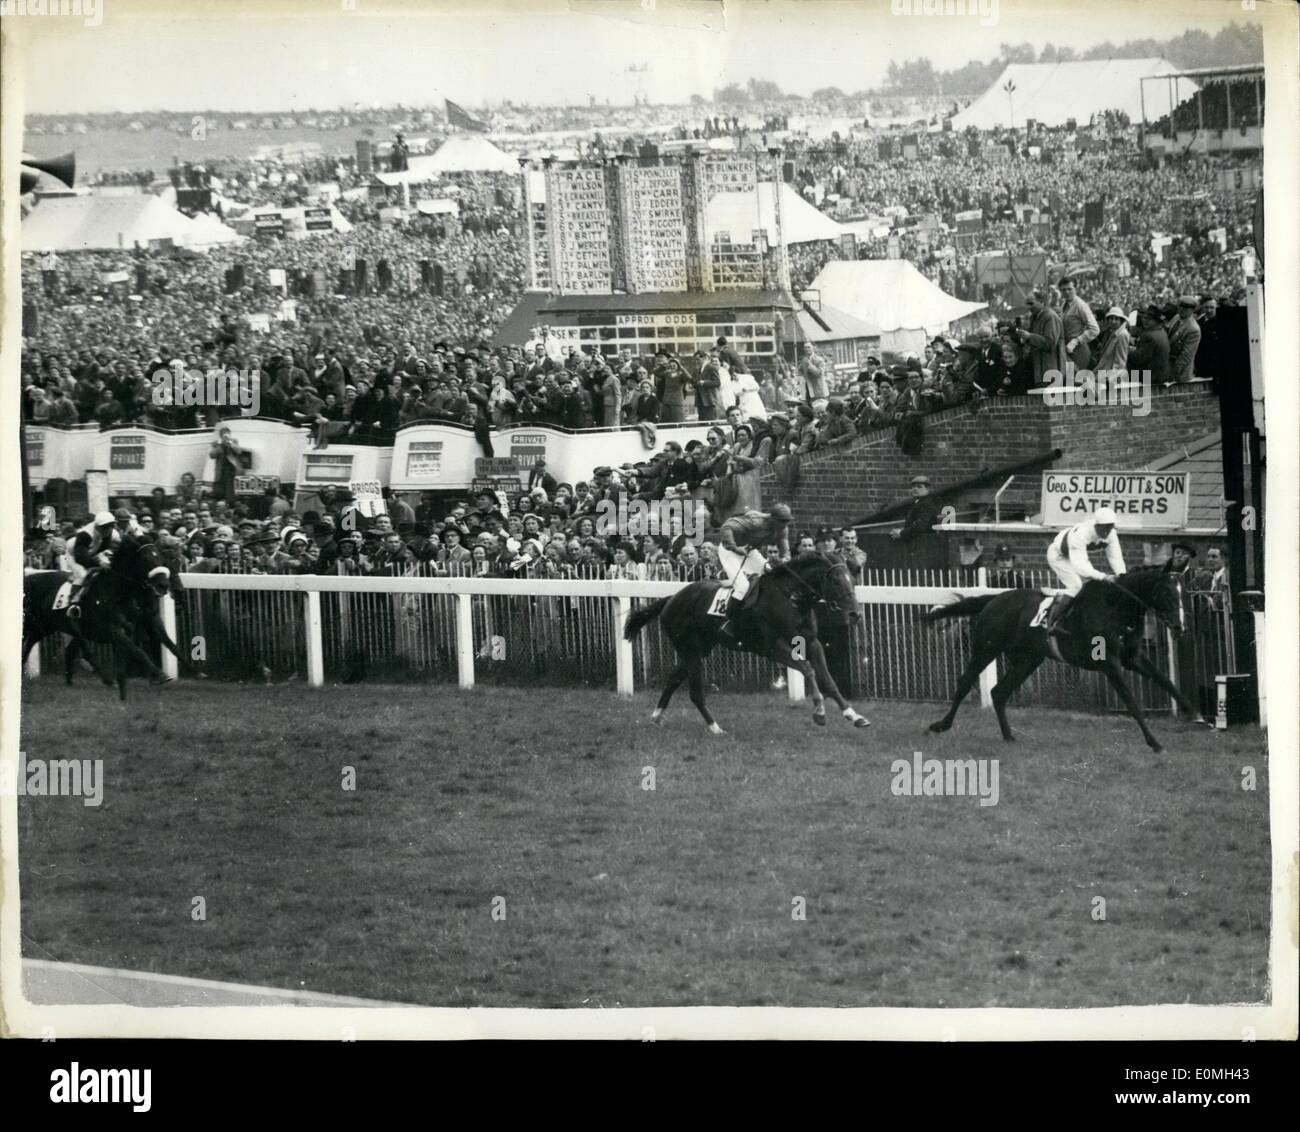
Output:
[1141, 62, 1265, 156]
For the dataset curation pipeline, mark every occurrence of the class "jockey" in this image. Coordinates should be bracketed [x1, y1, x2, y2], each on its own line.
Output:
[716, 503, 793, 643]
[1042, 506, 1125, 638]
[67, 512, 121, 614]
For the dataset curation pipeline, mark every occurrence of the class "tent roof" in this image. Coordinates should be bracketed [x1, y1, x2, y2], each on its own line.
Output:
[791, 302, 882, 344]
[809, 260, 986, 336]
[951, 57, 1193, 131]
[706, 182, 846, 246]
[22, 194, 203, 252]
[375, 135, 519, 182]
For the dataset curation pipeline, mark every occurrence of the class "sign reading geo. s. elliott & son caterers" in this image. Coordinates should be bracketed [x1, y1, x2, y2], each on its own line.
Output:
[1041, 471, 1190, 529]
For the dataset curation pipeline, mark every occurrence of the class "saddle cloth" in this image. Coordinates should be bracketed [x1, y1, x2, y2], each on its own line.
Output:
[707, 586, 731, 618]
[1028, 594, 1054, 628]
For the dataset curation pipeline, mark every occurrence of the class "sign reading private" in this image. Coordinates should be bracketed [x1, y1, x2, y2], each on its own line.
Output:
[1041, 471, 1190, 529]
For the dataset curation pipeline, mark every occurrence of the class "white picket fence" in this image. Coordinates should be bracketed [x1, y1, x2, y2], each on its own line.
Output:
[33, 569, 1216, 714]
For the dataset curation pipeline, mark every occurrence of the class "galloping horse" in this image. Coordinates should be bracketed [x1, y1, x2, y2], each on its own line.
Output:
[924, 567, 1209, 752]
[624, 553, 871, 734]
[23, 535, 180, 701]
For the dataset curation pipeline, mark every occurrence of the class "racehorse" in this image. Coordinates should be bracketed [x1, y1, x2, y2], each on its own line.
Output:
[23, 535, 180, 702]
[623, 553, 871, 734]
[923, 567, 1209, 752]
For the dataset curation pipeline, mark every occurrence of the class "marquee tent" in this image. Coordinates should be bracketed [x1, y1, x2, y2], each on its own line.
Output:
[705, 182, 848, 246]
[809, 259, 986, 355]
[374, 134, 520, 183]
[951, 57, 1192, 131]
[21, 194, 225, 252]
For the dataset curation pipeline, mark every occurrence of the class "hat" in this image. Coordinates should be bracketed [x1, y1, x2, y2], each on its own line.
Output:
[94, 511, 116, 526]
[1177, 294, 1199, 308]
[287, 532, 309, 546]
[113, 507, 132, 520]
[1171, 541, 1197, 556]
[910, 475, 930, 486]
[593, 466, 612, 477]
[994, 543, 1013, 558]
[1092, 506, 1118, 525]
[815, 525, 834, 541]
[214, 525, 234, 540]
[1104, 305, 1126, 320]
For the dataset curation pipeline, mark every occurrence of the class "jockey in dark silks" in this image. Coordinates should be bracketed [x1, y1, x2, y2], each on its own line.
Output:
[716, 503, 793, 645]
[68, 512, 121, 616]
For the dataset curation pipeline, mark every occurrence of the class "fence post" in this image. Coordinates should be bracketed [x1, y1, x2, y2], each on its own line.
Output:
[1254, 609, 1266, 729]
[614, 595, 635, 698]
[25, 643, 40, 679]
[455, 592, 475, 689]
[976, 567, 996, 708]
[787, 666, 805, 702]
[160, 593, 179, 680]
[305, 590, 324, 688]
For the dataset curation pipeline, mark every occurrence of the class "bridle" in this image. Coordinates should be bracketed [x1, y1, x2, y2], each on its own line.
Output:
[1107, 570, 1185, 633]
[771, 557, 854, 617]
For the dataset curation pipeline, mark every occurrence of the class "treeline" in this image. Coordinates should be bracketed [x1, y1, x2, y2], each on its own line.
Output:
[881, 22, 1263, 97]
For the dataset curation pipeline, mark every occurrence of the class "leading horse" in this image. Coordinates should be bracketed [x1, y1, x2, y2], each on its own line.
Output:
[923, 567, 1209, 752]
[624, 553, 871, 734]
[23, 535, 180, 701]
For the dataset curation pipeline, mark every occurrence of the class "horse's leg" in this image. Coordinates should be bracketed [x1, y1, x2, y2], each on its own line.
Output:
[929, 643, 1000, 734]
[767, 636, 827, 725]
[106, 624, 171, 686]
[1101, 660, 1163, 752]
[1123, 649, 1209, 725]
[651, 657, 690, 722]
[64, 638, 79, 686]
[686, 659, 723, 735]
[807, 637, 870, 728]
[990, 650, 1045, 742]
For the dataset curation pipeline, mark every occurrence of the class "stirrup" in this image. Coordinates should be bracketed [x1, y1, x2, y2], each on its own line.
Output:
[67, 602, 82, 621]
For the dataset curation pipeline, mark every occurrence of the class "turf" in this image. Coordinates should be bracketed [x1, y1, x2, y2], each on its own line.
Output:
[16, 678, 1272, 1008]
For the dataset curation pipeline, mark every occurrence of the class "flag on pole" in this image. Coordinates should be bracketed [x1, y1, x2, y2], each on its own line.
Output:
[445, 99, 489, 133]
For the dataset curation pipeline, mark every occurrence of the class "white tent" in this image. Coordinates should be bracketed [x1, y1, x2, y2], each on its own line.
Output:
[182, 210, 246, 249]
[374, 134, 520, 183]
[706, 182, 846, 246]
[809, 260, 986, 355]
[21, 194, 211, 252]
[951, 58, 1192, 131]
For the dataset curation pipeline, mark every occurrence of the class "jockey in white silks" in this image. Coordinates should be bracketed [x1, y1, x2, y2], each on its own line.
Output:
[1042, 506, 1126, 636]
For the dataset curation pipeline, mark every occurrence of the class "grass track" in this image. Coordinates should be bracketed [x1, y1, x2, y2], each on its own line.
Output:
[17, 678, 1271, 1008]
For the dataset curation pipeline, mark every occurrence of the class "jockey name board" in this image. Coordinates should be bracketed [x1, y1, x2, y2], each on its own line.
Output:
[1041, 471, 1190, 530]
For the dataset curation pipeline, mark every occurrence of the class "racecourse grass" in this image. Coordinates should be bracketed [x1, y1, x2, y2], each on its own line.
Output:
[17, 678, 1271, 1009]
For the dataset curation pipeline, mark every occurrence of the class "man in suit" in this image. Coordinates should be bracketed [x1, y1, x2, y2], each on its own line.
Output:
[695, 349, 724, 421]
[1013, 290, 1067, 388]
[527, 456, 558, 497]
[1127, 305, 1170, 387]
[1168, 294, 1203, 384]
[890, 475, 944, 542]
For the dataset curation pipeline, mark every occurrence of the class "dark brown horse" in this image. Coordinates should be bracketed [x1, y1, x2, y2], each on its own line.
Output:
[23, 535, 180, 701]
[924, 567, 1210, 752]
[624, 553, 871, 734]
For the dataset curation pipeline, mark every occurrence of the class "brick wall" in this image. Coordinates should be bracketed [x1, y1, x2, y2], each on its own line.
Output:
[761, 386, 1222, 532]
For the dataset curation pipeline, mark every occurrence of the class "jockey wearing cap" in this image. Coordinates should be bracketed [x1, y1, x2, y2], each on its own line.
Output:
[67, 512, 122, 616]
[1042, 506, 1126, 638]
[716, 504, 793, 643]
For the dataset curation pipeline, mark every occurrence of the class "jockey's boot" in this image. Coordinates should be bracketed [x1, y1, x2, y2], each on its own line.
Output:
[1042, 594, 1073, 656]
[717, 596, 749, 647]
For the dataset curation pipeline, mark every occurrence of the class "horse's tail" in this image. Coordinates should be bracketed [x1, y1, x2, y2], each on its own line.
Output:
[922, 594, 1000, 623]
[624, 597, 669, 641]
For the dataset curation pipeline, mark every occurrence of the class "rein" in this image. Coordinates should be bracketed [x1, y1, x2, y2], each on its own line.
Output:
[769, 558, 847, 615]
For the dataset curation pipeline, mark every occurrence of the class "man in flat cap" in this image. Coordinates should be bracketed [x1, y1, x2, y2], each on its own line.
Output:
[891, 475, 944, 542]
[1168, 295, 1203, 384]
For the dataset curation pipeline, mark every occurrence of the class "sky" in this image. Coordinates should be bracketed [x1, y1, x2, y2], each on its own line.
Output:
[9, 0, 1261, 114]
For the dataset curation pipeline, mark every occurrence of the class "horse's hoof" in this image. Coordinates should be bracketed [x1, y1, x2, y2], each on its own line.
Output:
[706, 722, 725, 736]
[813, 713, 827, 726]
[650, 710, 664, 724]
[853, 717, 871, 729]
[928, 721, 949, 733]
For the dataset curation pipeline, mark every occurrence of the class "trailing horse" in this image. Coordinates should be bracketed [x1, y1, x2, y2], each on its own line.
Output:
[624, 553, 871, 734]
[923, 567, 1209, 752]
[23, 535, 180, 702]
